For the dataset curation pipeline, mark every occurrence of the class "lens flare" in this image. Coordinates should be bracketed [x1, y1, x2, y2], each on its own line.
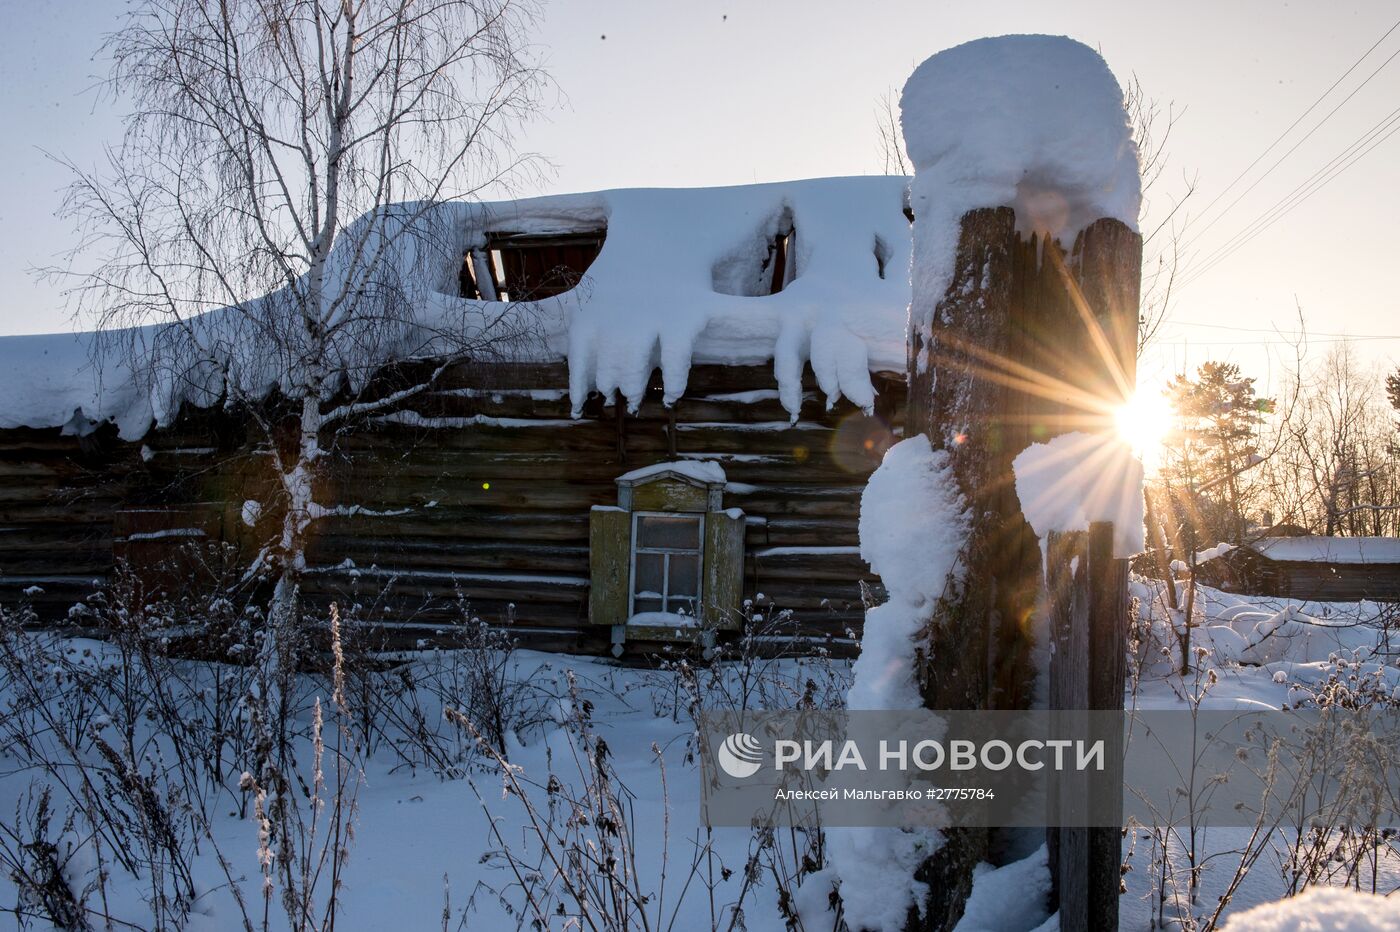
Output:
[1114, 391, 1172, 461]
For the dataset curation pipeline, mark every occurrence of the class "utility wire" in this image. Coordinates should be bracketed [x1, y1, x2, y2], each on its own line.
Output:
[1179, 104, 1400, 287]
[1173, 321, 1399, 339]
[1152, 335, 1400, 346]
[1179, 16, 1400, 240]
[1187, 123, 1400, 285]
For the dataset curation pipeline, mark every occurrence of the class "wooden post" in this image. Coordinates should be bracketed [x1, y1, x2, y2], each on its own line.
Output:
[1047, 522, 1128, 932]
[906, 209, 1140, 931]
[1086, 522, 1128, 932]
[905, 207, 1019, 931]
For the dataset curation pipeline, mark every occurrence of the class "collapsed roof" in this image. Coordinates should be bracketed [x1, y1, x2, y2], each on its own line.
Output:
[0, 176, 913, 440]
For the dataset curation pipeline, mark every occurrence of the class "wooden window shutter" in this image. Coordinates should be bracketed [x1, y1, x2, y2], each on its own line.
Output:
[589, 507, 631, 625]
[702, 510, 745, 629]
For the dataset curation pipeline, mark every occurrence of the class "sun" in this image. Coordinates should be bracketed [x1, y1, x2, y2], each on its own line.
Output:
[1114, 389, 1173, 464]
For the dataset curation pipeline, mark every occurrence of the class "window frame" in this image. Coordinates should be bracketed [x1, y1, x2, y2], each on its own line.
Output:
[628, 510, 705, 620]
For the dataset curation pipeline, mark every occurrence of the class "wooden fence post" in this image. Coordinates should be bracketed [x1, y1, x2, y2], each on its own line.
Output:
[1047, 522, 1128, 932]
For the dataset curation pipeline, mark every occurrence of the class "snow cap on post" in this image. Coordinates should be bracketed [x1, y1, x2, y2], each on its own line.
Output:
[901, 35, 1140, 323]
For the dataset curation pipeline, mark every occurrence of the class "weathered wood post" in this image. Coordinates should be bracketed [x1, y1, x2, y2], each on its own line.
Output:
[1046, 522, 1129, 932]
[905, 206, 1028, 930]
[897, 35, 1142, 932]
[905, 207, 1140, 932]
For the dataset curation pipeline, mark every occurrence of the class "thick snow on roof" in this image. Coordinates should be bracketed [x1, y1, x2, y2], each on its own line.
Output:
[901, 35, 1140, 334]
[512, 177, 913, 417]
[0, 176, 912, 440]
[0, 331, 151, 439]
[1251, 536, 1400, 565]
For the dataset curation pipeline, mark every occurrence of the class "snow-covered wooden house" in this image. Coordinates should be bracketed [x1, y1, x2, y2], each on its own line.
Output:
[0, 177, 914, 655]
[1196, 536, 1400, 603]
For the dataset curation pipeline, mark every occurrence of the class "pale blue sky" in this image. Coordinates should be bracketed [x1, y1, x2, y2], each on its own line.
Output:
[2, 0, 1398, 393]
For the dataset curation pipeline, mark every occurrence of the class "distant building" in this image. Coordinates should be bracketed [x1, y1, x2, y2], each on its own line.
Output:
[1197, 536, 1400, 602]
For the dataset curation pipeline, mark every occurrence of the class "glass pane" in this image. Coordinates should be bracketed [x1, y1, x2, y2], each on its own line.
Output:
[667, 553, 700, 598]
[633, 552, 664, 598]
[632, 597, 664, 616]
[668, 597, 697, 617]
[636, 515, 700, 551]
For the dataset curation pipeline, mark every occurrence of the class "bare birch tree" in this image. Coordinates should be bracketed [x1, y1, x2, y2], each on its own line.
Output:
[56, 0, 548, 729]
[1262, 343, 1400, 536]
[875, 88, 909, 176]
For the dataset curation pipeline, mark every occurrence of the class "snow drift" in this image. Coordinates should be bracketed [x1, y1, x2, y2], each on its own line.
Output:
[1219, 887, 1400, 931]
[827, 435, 968, 932]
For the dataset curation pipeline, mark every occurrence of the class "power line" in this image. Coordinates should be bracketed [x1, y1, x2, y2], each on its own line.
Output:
[1178, 105, 1400, 287]
[1179, 16, 1400, 241]
[1172, 321, 1400, 339]
[1182, 101, 1400, 282]
[1152, 332, 1400, 347]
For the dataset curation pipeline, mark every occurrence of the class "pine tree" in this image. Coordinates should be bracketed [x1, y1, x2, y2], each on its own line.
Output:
[1161, 362, 1274, 545]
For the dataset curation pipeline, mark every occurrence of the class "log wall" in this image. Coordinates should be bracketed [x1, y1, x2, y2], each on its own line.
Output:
[0, 362, 904, 655]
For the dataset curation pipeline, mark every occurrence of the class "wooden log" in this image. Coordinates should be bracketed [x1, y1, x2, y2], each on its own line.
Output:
[906, 206, 1141, 931]
[905, 207, 1020, 932]
[0, 359, 905, 648]
[1045, 523, 1127, 932]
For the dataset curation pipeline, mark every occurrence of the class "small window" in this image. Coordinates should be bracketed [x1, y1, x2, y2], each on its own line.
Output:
[588, 463, 745, 646]
[630, 512, 703, 618]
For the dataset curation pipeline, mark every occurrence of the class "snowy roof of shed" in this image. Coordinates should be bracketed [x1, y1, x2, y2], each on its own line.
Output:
[0, 176, 913, 440]
[1248, 537, 1400, 565]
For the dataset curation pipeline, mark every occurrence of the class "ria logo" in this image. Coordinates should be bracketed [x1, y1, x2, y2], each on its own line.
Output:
[717, 733, 764, 778]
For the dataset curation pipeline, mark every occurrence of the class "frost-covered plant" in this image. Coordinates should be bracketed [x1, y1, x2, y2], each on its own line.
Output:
[643, 597, 851, 726]
[1128, 647, 1226, 930]
[1272, 655, 1400, 898]
[0, 604, 203, 927]
[241, 603, 364, 932]
[1128, 636, 1400, 929]
[0, 579, 377, 931]
[330, 593, 552, 777]
[1127, 640, 1296, 932]
[0, 784, 95, 932]
[452, 670, 751, 932]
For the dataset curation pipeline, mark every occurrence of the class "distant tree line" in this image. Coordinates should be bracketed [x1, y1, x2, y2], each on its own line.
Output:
[1149, 343, 1400, 556]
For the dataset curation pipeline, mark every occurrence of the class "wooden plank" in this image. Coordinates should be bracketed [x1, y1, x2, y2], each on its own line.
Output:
[703, 510, 746, 628]
[630, 479, 709, 513]
[588, 508, 630, 626]
[1085, 521, 1126, 932]
[1046, 525, 1127, 932]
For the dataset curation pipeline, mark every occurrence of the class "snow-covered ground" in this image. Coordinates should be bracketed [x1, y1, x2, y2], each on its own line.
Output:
[0, 571, 1394, 931]
[0, 612, 862, 929]
[1117, 575, 1400, 930]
